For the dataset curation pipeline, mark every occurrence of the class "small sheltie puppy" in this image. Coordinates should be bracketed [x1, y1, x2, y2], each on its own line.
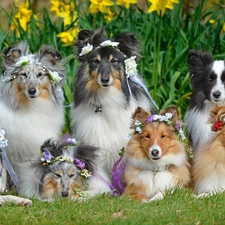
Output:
[123, 106, 190, 202]
[184, 50, 225, 151]
[28, 138, 97, 201]
[0, 42, 66, 196]
[193, 105, 225, 197]
[70, 29, 155, 194]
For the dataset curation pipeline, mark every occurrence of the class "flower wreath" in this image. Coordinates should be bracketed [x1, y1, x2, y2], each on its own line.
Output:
[39, 138, 91, 178]
[2, 55, 62, 88]
[130, 112, 186, 141]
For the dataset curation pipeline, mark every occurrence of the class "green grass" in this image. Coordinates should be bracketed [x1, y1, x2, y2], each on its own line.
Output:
[1, 189, 225, 225]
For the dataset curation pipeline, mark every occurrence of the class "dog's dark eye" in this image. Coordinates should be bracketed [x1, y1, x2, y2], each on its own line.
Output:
[92, 58, 100, 65]
[145, 134, 150, 139]
[161, 135, 166, 139]
[69, 174, 75, 178]
[111, 58, 119, 65]
[20, 73, 27, 77]
[37, 73, 43, 78]
[54, 173, 62, 178]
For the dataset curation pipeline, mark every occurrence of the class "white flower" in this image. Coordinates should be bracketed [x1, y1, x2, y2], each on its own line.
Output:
[15, 55, 34, 67]
[125, 56, 138, 78]
[135, 120, 142, 126]
[79, 43, 93, 56]
[0, 129, 8, 148]
[153, 115, 161, 121]
[165, 113, 173, 120]
[179, 129, 185, 141]
[159, 115, 167, 122]
[136, 126, 142, 133]
[100, 40, 119, 48]
[49, 71, 62, 86]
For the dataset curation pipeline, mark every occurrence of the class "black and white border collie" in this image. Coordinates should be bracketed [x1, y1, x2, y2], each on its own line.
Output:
[184, 50, 225, 151]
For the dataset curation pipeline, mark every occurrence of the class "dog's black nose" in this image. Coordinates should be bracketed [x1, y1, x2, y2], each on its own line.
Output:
[213, 91, 221, 99]
[61, 191, 69, 197]
[101, 77, 110, 84]
[28, 88, 36, 96]
[151, 149, 159, 156]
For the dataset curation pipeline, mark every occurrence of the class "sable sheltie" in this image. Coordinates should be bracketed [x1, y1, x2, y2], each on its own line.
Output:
[26, 138, 98, 201]
[70, 29, 156, 194]
[184, 50, 225, 151]
[123, 106, 190, 202]
[0, 42, 66, 196]
[193, 105, 225, 197]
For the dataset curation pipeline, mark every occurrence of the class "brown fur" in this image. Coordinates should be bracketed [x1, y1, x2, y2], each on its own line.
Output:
[123, 106, 190, 201]
[193, 105, 225, 191]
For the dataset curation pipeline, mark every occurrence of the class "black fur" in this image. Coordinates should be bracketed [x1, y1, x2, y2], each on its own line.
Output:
[73, 29, 150, 108]
[188, 50, 215, 110]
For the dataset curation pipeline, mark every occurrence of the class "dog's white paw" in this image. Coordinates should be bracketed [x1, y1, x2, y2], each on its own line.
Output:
[149, 192, 164, 202]
[193, 192, 213, 199]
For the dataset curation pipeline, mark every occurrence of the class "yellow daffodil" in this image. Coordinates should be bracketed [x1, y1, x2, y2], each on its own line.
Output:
[10, 0, 38, 31]
[50, 0, 61, 16]
[57, 28, 80, 46]
[223, 23, 225, 32]
[148, 0, 179, 16]
[104, 9, 115, 22]
[116, 0, 137, 9]
[209, 19, 215, 24]
[89, 0, 114, 14]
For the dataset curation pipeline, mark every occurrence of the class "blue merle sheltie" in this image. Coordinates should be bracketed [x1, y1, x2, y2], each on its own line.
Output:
[0, 42, 66, 197]
[21, 137, 98, 201]
[70, 29, 156, 195]
[184, 50, 225, 151]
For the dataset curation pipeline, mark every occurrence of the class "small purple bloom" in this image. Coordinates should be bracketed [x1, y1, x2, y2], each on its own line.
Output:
[41, 150, 54, 162]
[66, 138, 77, 145]
[146, 115, 154, 124]
[74, 158, 85, 170]
[175, 121, 181, 131]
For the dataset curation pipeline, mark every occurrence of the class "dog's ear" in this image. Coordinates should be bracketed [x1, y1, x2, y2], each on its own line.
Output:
[75, 29, 105, 61]
[39, 46, 62, 65]
[210, 105, 223, 123]
[130, 107, 149, 130]
[115, 32, 140, 57]
[162, 106, 180, 122]
[2, 42, 29, 64]
[188, 50, 213, 68]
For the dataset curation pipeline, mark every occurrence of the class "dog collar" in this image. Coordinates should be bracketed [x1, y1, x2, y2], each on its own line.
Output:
[152, 165, 170, 174]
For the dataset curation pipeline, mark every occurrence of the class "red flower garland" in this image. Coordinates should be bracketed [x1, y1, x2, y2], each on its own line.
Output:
[213, 121, 223, 131]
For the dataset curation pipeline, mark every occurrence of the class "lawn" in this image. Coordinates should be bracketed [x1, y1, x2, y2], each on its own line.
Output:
[1, 189, 225, 225]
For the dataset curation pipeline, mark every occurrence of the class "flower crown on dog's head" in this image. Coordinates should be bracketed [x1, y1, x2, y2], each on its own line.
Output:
[12, 56, 62, 87]
[0, 129, 8, 148]
[129, 106, 186, 141]
[39, 138, 91, 178]
[79, 40, 138, 78]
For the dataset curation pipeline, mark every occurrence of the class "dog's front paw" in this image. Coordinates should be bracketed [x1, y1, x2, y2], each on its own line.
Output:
[149, 192, 164, 202]
[193, 192, 213, 199]
[18, 198, 32, 206]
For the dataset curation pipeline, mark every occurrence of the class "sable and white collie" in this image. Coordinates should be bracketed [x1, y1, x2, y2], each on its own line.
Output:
[25, 138, 98, 201]
[193, 105, 225, 197]
[123, 106, 190, 202]
[184, 50, 225, 151]
[70, 29, 156, 194]
[0, 42, 66, 196]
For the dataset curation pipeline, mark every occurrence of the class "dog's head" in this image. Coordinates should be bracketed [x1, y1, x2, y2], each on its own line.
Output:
[75, 29, 140, 90]
[36, 138, 97, 200]
[128, 106, 185, 163]
[188, 50, 225, 104]
[210, 105, 225, 132]
[1, 42, 65, 105]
